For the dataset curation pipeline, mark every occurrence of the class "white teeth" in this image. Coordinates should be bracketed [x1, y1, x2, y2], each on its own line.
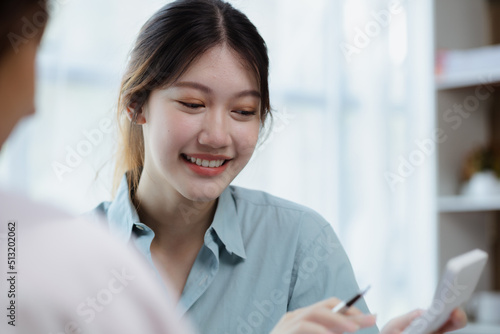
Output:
[185, 155, 225, 168]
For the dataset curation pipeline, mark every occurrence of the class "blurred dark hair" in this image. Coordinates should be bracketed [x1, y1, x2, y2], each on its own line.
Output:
[115, 0, 271, 193]
[0, 0, 48, 58]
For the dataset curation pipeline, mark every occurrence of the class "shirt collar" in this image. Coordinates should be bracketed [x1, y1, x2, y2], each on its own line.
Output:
[108, 175, 247, 259]
[210, 186, 247, 260]
[106, 175, 140, 243]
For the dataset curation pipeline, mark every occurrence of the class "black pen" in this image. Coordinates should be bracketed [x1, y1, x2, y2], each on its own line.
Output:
[331, 285, 371, 313]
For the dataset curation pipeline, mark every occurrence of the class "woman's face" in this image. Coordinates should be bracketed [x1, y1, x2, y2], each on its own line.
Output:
[140, 45, 261, 202]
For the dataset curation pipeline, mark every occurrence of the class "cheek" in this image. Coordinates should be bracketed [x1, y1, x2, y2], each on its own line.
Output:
[235, 123, 260, 157]
[148, 112, 198, 156]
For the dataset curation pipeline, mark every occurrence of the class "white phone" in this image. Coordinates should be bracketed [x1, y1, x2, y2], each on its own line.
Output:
[402, 249, 488, 334]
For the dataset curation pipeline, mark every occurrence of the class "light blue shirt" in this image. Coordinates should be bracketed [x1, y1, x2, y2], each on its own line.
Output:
[92, 176, 378, 334]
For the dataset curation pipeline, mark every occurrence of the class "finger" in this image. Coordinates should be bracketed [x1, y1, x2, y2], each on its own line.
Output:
[289, 321, 338, 334]
[432, 308, 467, 334]
[450, 308, 467, 329]
[316, 297, 343, 310]
[384, 309, 424, 333]
[319, 297, 364, 316]
[348, 314, 377, 328]
[303, 308, 367, 333]
[343, 305, 365, 316]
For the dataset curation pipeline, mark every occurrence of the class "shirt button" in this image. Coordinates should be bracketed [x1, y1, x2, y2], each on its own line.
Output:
[135, 225, 145, 231]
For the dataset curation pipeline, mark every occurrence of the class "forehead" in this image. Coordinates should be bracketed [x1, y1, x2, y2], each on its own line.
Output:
[174, 45, 259, 91]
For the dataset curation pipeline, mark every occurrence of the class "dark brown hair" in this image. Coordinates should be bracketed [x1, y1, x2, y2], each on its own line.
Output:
[0, 0, 48, 58]
[115, 0, 271, 194]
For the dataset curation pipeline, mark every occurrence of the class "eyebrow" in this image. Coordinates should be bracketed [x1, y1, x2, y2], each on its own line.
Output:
[172, 81, 261, 99]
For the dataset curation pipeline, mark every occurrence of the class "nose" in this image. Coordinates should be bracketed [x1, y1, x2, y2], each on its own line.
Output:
[198, 108, 231, 149]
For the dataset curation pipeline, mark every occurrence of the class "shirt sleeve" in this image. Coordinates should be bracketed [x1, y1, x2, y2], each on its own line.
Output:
[287, 211, 380, 334]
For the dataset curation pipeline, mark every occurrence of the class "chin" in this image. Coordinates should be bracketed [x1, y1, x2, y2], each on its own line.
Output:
[182, 184, 225, 203]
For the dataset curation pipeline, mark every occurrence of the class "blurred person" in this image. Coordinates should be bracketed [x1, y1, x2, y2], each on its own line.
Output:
[0, 1, 193, 333]
[91, 1, 467, 333]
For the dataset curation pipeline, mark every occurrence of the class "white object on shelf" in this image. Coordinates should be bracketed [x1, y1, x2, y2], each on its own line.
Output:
[461, 171, 500, 198]
[436, 45, 500, 90]
[436, 68, 500, 90]
[445, 45, 500, 72]
[439, 195, 500, 212]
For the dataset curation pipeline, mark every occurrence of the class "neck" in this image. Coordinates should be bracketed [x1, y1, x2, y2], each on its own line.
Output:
[134, 172, 217, 246]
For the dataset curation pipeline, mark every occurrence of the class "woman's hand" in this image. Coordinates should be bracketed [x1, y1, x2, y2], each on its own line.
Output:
[381, 307, 467, 334]
[270, 297, 376, 334]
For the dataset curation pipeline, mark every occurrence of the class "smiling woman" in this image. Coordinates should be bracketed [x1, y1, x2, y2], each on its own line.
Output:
[89, 1, 465, 334]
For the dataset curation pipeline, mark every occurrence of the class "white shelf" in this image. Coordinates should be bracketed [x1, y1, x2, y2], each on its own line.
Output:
[453, 323, 500, 334]
[436, 67, 500, 90]
[439, 195, 500, 212]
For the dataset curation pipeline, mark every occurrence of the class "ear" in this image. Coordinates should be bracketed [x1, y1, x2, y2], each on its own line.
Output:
[126, 102, 146, 125]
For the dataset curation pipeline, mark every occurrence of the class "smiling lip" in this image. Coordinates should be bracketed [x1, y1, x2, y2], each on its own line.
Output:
[181, 153, 231, 177]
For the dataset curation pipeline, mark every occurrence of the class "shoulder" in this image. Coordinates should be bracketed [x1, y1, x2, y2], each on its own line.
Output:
[85, 200, 112, 222]
[85, 173, 134, 222]
[90, 200, 112, 215]
[230, 185, 325, 216]
[228, 185, 334, 240]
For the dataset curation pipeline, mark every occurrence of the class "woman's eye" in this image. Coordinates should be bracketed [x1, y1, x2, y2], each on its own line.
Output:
[233, 110, 257, 116]
[179, 101, 204, 109]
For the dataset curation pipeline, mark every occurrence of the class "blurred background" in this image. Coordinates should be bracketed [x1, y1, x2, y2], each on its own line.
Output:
[2, 0, 500, 331]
